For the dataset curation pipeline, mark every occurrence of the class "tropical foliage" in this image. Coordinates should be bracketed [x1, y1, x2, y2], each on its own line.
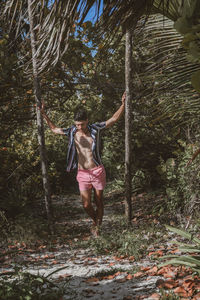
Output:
[161, 225, 200, 275]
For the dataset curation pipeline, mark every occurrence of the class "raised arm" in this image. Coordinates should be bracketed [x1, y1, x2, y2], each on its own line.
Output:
[105, 92, 126, 128]
[39, 102, 65, 135]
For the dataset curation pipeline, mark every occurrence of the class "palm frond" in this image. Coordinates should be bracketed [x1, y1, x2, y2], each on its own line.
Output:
[133, 13, 200, 125]
[99, 0, 184, 34]
[1, 0, 100, 74]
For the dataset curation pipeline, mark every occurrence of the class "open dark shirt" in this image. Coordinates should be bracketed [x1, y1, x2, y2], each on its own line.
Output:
[63, 122, 106, 172]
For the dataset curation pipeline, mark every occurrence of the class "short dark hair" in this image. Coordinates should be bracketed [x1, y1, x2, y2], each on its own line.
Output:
[74, 107, 88, 121]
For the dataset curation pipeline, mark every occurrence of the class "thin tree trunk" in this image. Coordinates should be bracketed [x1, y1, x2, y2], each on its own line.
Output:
[125, 28, 132, 223]
[27, 0, 53, 229]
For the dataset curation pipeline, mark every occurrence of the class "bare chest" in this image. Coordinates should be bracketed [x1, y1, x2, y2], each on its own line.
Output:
[74, 132, 93, 150]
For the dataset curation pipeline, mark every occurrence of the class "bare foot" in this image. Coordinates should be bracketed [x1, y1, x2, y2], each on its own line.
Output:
[90, 226, 100, 238]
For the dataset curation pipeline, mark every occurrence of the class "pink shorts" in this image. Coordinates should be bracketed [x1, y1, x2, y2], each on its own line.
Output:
[76, 165, 106, 191]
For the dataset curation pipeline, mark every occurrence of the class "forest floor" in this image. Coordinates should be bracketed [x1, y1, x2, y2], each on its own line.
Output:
[0, 188, 200, 299]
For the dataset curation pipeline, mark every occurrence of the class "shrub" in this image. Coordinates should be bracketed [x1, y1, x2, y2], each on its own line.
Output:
[156, 143, 200, 214]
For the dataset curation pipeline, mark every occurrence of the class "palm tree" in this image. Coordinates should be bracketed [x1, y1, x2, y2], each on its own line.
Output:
[125, 28, 133, 223]
[27, 0, 52, 227]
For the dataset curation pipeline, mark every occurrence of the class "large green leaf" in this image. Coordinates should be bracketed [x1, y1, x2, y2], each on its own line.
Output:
[166, 225, 200, 245]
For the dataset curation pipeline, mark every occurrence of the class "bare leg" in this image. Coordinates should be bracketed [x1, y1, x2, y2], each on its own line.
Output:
[94, 189, 104, 226]
[80, 189, 97, 225]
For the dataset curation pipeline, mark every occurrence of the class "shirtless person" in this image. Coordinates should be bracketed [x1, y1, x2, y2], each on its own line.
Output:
[40, 92, 126, 236]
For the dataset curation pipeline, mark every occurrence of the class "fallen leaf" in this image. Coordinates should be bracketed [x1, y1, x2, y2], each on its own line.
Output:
[153, 219, 159, 224]
[113, 256, 121, 261]
[147, 266, 158, 275]
[173, 286, 188, 297]
[133, 272, 143, 278]
[156, 250, 164, 256]
[59, 274, 72, 279]
[52, 260, 58, 264]
[107, 275, 115, 280]
[149, 293, 160, 299]
[170, 249, 180, 254]
[157, 279, 178, 289]
[140, 266, 150, 272]
[126, 274, 133, 280]
[120, 255, 126, 259]
[163, 271, 176, 279]
[38, 245, 46, 249]
[85, 277, 99, 283]
[183, 279, 195, 290]
[129, 256, 135, 261]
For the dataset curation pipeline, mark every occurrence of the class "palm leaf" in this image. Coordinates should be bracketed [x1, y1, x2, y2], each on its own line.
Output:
[132, 13, 200, 125]
[166, 225, 200, 244]
[1, 0, 100, 74]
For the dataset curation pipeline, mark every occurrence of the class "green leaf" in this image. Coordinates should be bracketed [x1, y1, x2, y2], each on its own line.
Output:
[179, 247, 200, 253]
[35, 277, 44, 283]
[159, 258, 197, 268]
[166, 225, 200, 244]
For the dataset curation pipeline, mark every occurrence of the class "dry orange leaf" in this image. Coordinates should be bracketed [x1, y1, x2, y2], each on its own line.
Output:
[59, 274, 72, 279]
[147, 266, 158, 275]
[113, 256, 121, 261]
[52, 260, 58, 264]
[163, 271, 176, 279]
[129, 256, 135, 261]
[141, 266, 150, 272]
[158, 279, 178, 289]
[174, 286, 188, 297]
[165, 280, 178, 289]
[187, 288, 195, 297]
[149, 293, 160, 299]
[107, 275, 115, 280]
[183, 280, 195, 290]
[170, 249, 180, 254]
[133, 272, 143, 278]
[85, 277, 99, 283]
[126, 274, 133, 280]
[157, 266, 170, 275]
[156, 250, 164, 256]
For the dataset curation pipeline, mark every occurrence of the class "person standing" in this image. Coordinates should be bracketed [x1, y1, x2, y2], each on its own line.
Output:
[40, 92, 126, 236]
